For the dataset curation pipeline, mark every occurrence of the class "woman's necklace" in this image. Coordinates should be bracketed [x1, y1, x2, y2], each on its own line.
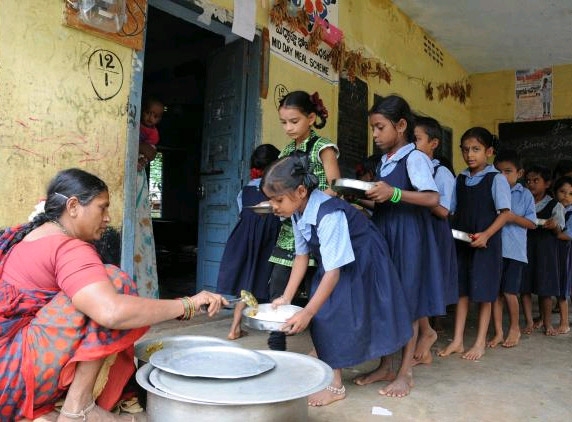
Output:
[51, 219, 70, 236]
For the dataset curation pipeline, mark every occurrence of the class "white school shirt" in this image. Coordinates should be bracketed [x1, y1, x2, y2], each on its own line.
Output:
[292, 190, 355, 272]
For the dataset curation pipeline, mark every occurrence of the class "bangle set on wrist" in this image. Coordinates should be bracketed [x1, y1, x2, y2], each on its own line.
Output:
[177, 296, 196, 320]
[390, 187, 402, 203]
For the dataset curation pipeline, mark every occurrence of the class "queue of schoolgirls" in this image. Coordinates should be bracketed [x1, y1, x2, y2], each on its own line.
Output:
[218, 90, 571, 407]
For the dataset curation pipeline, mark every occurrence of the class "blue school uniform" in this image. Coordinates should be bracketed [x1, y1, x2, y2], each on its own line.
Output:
[292, 190, 413, 369]
[557, 206, 572, 298]
[522, 196, 564, 296]
[217, 181, 281, 300]
[500, 183, 536, 294]
[450, 165, 511, 302]
[372, 143, 445, 320]
[431, 160, 458, 306]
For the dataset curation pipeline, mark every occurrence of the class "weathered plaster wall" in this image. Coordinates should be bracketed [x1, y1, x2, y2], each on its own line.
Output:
[470, 64, 572, 134]
[0, 1, 133, 226]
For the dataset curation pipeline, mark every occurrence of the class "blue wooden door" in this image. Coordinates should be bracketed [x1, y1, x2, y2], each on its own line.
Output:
[196, 39, 252, 292]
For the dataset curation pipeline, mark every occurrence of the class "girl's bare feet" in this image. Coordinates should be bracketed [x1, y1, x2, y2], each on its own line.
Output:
[412, 328, 437, 366]
[227, 327, 248, 340]
[557, 324, 570, 334]
[502, 328, 521, 347]
[486, 334, 503, 348]
[521, 324, 533, 335]
[532, 318, 543, 330]
[437, 341, 464, 357]
[462, 344, 485, 361]
[544, 325, 558, 336]
[308, 384, 346, 406]
[378, 371, 413, 398]
[353, 365, 396, 386]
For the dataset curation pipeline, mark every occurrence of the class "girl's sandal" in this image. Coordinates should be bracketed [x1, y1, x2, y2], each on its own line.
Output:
[59, 401, 96, 421]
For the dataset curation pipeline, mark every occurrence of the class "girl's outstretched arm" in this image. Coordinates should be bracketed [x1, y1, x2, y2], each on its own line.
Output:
[274, 254, 310, 305]
[283, 268, 340, 334]
[320, 147, 341, 196]
[366, 181, 439, 208]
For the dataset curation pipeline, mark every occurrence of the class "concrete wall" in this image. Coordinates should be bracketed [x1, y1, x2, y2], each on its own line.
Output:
[0, 1, 133, 226]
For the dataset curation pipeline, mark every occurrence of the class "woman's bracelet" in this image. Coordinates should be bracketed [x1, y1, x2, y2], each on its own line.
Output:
[177, 296, 196, 320]
[390, 187, 402, 203]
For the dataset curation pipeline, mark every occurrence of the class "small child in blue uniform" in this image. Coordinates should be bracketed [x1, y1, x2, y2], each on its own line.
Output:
[413, 116, 458, 365]
[438, 127, 511, 361]
[521, 165, 565, 335]
[264, 154, 412, 407]
[552, 175, 572, 334]
[354, 96, 444, 398]
[488, 150, 536, 348]
[216, 144, 281, 340]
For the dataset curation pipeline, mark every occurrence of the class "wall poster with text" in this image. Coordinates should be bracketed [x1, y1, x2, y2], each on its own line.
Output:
[269, 0, 339, 84]
[515, 67, 552, 121]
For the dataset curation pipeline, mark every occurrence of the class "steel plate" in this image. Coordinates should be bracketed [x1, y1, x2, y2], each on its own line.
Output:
[242, 303, 303, 332]
[451, 229, 471, 242]
[149, 345, 276, 379]
[536, 218, 547, 226]
[331, 178, 375, 198]
[135, 335, 239, 363]
[146, 350, 333, 404]
[244, 202, 273, 214]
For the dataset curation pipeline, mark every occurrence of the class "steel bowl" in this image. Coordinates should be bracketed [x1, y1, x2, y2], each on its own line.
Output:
[242, 304, 304, 332]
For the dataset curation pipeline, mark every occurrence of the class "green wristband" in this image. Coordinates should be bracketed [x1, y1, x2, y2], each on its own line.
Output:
[390, 187, 402, 203]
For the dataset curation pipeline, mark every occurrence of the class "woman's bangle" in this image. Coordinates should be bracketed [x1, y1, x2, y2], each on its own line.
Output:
[390, 187, 402, 203]
[177, 296, 195, 320]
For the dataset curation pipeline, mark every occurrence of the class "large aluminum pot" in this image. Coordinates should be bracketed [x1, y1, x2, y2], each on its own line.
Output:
[137, 363, 307, 422]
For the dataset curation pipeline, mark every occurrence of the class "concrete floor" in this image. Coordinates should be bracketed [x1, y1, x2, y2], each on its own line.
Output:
[136, 306, 572, 422]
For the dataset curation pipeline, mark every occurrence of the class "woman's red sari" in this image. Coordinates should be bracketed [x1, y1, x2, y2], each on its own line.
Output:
[0, 227, 148, 420]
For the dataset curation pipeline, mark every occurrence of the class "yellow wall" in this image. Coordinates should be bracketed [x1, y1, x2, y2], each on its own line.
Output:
[470, 64, 572, 134]
[0, 1, 132, 226]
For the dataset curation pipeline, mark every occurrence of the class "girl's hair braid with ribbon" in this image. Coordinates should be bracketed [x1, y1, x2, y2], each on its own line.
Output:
[279, 90, 328, 129]
[261, 155, 319, 197]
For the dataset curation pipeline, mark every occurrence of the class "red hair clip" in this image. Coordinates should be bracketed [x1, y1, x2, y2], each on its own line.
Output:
[310, 92, 328, 119]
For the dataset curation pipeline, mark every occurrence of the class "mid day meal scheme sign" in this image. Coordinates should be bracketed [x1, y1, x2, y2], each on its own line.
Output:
[269, 0, 339, 84]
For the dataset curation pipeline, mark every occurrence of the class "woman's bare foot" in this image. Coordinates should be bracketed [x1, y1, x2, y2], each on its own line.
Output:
[462, 344, 485, 360]
[412, 328, 437, 366]
[353, 365, 396, 386]
[437, 341, 464, 357]
[227, 327, 248, 340]
[308, 384, 346, 406]
[502, 329, 521, 348]
[486, 334, 504, 348]
[378, 372, 413, 398]
[557, 324, 570, 334]
[544, 325, 558, 336]
[57, 404, 134, 422]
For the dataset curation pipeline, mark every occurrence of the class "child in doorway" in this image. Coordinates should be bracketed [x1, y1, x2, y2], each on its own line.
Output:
[265, 155, 412, 407]
[139, 96, 164, 148]
[438, 127, 511, 361]
[488, 150, 536, 348]
[216, 144, 281, 340]
[354, 95, 444, 398]
[412, 116, 458, 365]
[267, 90, 341, 351]
[521, 165, 565, 335]
[553, 175, 572, 333]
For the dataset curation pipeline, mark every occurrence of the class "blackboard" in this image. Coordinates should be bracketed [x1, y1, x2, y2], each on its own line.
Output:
[337, 77, 369, 178]
[498, 119, 572, 170]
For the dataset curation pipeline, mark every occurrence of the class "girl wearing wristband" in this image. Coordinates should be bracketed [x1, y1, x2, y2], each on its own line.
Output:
[353, 95, 444, 399]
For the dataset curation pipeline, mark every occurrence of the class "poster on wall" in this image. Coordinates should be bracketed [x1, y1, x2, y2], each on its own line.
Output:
[269, 0, 340, 84]
[515, 67, 552, 121]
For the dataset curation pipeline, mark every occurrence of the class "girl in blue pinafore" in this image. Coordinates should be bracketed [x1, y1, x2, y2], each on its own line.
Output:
[216, 144, 281, 340]
[552, 175, 572, 334]
[521, 165, 565, 335]
[354, 95, 444, 399]
[438, 127, 511, 361]
[263, 155, 412, 408]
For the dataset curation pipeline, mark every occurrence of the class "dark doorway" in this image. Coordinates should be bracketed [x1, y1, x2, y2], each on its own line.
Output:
[142, 6, 225, 298]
